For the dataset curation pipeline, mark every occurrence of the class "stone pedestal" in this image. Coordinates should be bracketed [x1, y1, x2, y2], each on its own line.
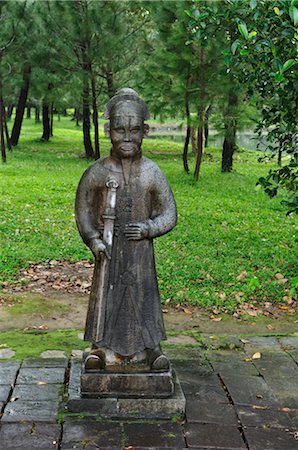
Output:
[67, 359, 186, 419]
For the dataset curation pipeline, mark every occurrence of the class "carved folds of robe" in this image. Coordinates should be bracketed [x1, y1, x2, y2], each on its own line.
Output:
[75, 156, 177, 356]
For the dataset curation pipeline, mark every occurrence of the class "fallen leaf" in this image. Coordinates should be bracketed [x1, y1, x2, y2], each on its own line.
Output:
[266, 324, 274, 330]
[37, 381, 47, 385]
[278, 305, 289, 310]
[210, 315, 222, 322]
[256, 394, 263, 399]
[183, 308, 192, 315]
[162, 309, 169, 313]
[275, 273, 284, 279]
[237, 271, 248, 281]
[252, 352, 262, 360]
[240, 339, 250, 344]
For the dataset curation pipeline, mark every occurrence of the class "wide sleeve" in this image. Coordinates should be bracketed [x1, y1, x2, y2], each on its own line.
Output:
[146, 167, 177, 239]
[75, 165, 103, 247]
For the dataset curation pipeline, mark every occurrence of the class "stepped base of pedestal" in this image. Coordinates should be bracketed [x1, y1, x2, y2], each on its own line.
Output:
[67, 360, 185, 419]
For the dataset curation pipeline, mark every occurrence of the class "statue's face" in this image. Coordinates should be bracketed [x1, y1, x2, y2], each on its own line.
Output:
[110, 101, 144, 159]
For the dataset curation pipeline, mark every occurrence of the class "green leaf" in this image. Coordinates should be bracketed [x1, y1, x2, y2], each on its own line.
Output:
[240, 49, 249, 55]
[282, 59, 296, 72]
[238, 22, 248, 39]
[248, 31, 257, 39]
[250, 0, 257, 9]
[289, 5, 298, 25]
[274, 72, 285, 82]
[231, 41, 238, 55]
[274, 7, 281, 15]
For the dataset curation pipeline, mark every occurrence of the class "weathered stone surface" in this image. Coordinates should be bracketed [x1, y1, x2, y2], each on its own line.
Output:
[0, 423, 61, 449]
[61, 419, 122, 449]
[71, 349, 83, 358]
[0, 385, 11, 402]
[16, 367, 65, 384]
[253, 352, 298, 379]
[68, 360, 185, 419]
[22, 358, 68, 368]
[244, 427, 298, 450]
[209, 351, 260, 376]
[261, 376, 298, 409]
[166, 335, 198, 345]
[184, 380, 230, 405]
[236, 405, 294, 429]
[0, 349, 16, 359]
[279, 336, 298, 350]
[186, 399, 238, 425]
[117, 378, 185, 419]
[2, 400, 59, 422]
[163, 347, 203, 361]
[123, 422, 186, 449]
[172, 359, 212, 373]
[0, 362, 21, 385]
[178, 370, 224, 395]
[67, 396, 118, 416]
[244, 336, 282, 352]
[81, 370, 174, 397]
[221, 374, 280, 407]
[184, 423, 246, 449]
[40, 350, 67, 359]
[13, 383, 62, 401]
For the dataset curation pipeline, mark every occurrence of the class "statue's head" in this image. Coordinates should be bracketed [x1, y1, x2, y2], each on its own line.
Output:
[104, 88, 149, 160]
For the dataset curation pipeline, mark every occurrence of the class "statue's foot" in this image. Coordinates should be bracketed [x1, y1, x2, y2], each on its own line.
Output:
[84, 349, 106, 372]
[148, 346, 170, 371]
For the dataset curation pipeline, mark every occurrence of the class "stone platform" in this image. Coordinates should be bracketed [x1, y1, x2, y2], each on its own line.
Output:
[67, 360, 186, 419]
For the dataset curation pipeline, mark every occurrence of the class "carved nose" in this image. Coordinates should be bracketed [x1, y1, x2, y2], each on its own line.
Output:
[124, 132, 131, 141]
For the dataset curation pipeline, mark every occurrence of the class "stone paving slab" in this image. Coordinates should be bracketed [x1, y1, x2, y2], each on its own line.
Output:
[236, 405, 295, 429]
[0, 361, 21, 385]
[61, 419, 122, 449]
[0, 422, 60, 449]
[0, 385, 11, 402]
[244, 427, 298, 450]
[2, 400, 59, 422]
[185, 423, 246, 449]
[123, 422, 186, 448]
[16, 367, 66, 384]
[186, 399, 239, 425]
[22, 357, 68, 368]
[220, 374, 281, 407]
[12, 383, 62, 401]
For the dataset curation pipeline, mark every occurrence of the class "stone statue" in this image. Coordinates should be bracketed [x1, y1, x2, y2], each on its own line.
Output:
[75, 88, 177, 374]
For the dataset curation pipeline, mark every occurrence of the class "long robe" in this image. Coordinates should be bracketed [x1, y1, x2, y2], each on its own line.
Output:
[75, 155, 177, 356]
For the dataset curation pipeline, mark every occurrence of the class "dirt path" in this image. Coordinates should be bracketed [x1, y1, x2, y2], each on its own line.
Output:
[0, 260, 297, 335]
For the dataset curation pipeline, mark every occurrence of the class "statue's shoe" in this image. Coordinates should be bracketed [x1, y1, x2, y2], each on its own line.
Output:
[84, 352, 105, 371]
[148, 346, 170, 371]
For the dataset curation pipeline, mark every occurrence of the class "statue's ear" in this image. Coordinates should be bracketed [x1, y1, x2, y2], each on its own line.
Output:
[104, 123, 110, 137]
[143, 123, 149, 137]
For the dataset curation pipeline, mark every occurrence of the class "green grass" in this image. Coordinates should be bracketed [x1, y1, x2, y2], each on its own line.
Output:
[0, 329, 86, 360]
[0, 115, 297, 311]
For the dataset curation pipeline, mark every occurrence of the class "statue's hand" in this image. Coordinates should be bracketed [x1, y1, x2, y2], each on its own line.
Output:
[89, 238, 111, 260]
[124, 222, 149, 241]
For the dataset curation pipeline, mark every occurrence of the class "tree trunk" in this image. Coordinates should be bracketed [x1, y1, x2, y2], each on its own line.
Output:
[221, 91, 238, 172]
[7, 104, 13, 120]
[194, 108, 205, 181]
[35, 106, 40, 123]
[3, 104, 11, 150]
[91, 70, 100, 160]
[191, 127, 198, 154]
[26, 106, 31, 118]
[50, 102, 54, 137]
[10, 64, 31, 146]
[82, 79, 94, 159]
[0, 97, 6, 163]
[194, 48, 206, 180]
[183, 97, 190, 174]
[106, 70, 115, 98]
[41, 101, 50, 141]
[278, 148, 282, 166]
[204, 104, 212, 148]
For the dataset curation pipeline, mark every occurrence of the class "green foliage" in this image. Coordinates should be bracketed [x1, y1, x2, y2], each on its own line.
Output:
[1, 116, 297, 311]
[232, 0, 298, 213]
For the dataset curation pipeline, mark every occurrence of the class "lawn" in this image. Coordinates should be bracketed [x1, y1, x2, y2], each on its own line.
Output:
[0, 115, 297, 311]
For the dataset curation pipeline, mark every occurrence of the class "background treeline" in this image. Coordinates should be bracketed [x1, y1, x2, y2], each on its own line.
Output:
[0, 0, 297, 210]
